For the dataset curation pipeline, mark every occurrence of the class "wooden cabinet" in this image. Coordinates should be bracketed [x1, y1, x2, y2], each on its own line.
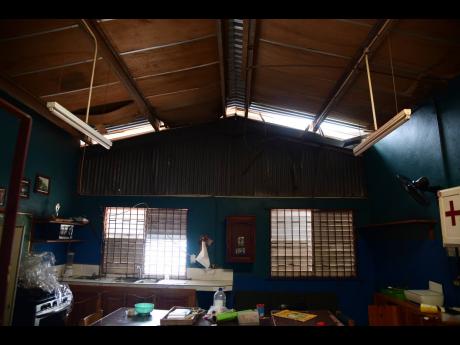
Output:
[68, 284, 197, 325]
[67, 293, 101, 326]
[371, 293, 441, 326]
[101, 292, 125, 315]
[155, 289, 196, 309]
[368, 305, 401, 325]
[125, 292, 157, 306]
[226, 216, 256, 263]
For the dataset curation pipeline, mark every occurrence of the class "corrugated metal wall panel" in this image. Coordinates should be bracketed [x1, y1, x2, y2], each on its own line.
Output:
[80, 119, 366, 197]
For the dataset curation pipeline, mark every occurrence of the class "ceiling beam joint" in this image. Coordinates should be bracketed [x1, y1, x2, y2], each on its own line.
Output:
[216, 19, 227, 118]
[310, 19, 396, 132]
[78, 19, 160, 131]
[243, 19, 257, 118]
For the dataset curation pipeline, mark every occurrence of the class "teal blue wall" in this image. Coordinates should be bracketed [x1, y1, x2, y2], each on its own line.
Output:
[71, 195, 375, 324]
[0, 94, 80, 264]
[363, 77, 460, 307]
[4, 77, 460, 323]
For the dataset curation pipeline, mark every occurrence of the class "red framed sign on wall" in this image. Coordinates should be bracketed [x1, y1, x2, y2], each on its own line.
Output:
[226, 216, 256, 263]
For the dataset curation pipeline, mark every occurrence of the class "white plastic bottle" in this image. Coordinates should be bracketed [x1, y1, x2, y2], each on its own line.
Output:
[213, 287, 226, 309]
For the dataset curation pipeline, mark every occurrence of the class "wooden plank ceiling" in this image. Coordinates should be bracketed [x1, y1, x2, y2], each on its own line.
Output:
[0, 19, 459, 139]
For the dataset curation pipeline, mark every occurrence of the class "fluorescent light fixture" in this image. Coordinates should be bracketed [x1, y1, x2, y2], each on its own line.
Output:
[47, 101, 112, 149]
[353, 109, 411, 156]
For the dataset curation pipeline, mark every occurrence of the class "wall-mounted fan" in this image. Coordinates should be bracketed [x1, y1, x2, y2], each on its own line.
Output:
[396, 174, 442, 206]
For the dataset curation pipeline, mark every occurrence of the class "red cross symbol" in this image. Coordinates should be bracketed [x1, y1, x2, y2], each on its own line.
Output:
[445, 200, 460, 226]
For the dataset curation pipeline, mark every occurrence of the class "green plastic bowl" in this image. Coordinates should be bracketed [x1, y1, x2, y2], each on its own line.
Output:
[135, 303, 154, 315]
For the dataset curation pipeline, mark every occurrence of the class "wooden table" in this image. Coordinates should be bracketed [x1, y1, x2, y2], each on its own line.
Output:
[92, 307, 343, 326]
[92, 309, 169, 326]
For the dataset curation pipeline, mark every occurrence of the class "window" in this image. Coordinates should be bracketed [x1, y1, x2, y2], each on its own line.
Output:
[270, 209, 355, 278]
[103, 207, 188, 279]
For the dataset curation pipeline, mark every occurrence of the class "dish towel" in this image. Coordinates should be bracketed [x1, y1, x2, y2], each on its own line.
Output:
[196, 240, 210, 268]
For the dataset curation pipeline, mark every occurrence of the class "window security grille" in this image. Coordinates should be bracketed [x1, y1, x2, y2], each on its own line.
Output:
[103, 207, 188, 279]
[270, 209, 355, 278]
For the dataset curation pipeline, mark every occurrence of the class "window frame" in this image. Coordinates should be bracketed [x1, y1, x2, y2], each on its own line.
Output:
[269, 208, 357, 280]
[101, 206, 188, 279]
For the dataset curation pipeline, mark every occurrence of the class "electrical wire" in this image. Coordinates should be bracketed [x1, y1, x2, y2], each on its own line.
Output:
[80, 19, 98, 124]
[388, 36, 399, 115]
[78, 19, 98, 194]
[365, 53, 378, 131]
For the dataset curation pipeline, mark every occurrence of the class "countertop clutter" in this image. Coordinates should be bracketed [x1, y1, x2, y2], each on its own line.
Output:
[61, 276, 233, 291]
[60, 267, 234, 292]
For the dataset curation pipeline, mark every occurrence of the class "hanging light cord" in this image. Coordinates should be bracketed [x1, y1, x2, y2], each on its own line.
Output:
[81, 19, 98, 124]
[365, 53, 378, 131]
[388, 36, 399, 114]
[78, 19, 98, 193]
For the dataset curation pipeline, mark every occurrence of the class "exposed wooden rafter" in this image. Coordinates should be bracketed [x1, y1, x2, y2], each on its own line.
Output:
[216, 19, 227, 117]
[0, 71, 80, 136]
[259, 38, 352, 61]
[77, 19, 161, 131]
[242, 19, 257, 118]
[310, 19, 397, 132]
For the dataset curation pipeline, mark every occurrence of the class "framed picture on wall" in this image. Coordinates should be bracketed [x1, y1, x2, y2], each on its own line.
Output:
[226, 215, 256, 263]
[0, 187, 6, 206]
[19, 179, 30, 198]
[35, 174, 50, 195]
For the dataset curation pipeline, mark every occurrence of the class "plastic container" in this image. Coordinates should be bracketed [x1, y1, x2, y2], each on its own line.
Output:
[256, 304, 265, 317]
[213, 287, 226, 309]
[381, 287, 406, 300]
[216, 311, 238, 322]
[135, 303, 154, 315]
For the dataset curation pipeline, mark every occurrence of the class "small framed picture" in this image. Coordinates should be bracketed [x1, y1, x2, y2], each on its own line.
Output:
[0, 187, 6, 206]
[35, 174, 50, 195]
[19, 179, 30, 198]
[59, 224, 74, 239]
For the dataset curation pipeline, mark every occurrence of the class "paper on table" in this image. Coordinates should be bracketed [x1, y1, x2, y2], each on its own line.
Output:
[272, 310, 317, 322]
[196, 240, 210, 268]
[167, 308, 192, 319]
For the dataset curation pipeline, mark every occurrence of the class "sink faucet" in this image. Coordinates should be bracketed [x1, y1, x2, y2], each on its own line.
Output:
[135, 265, 142, 279]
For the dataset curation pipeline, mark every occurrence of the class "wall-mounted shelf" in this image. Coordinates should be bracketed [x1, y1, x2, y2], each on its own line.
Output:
[358, 219, 436, 239]
[31, 217, 89, 244]
[32, 239, 83, 243]
[33, 218, 89, 226]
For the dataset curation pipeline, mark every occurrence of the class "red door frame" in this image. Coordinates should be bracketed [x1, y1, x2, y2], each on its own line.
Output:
[0, 98, 32, 325]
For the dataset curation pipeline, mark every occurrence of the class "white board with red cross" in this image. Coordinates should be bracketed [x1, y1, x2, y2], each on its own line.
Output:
[438, 186, 460, 246]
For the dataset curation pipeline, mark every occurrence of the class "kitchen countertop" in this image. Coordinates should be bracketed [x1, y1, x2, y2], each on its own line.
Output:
[60, 277, 233, 292]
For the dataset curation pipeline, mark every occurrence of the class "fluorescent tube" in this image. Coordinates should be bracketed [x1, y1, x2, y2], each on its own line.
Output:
[47, 102, 112, 149]
[353, 109, 411, 156]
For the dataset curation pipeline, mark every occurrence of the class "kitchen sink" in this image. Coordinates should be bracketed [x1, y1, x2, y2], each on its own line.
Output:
[114, 277, 141, 283]
[133, 279, 159, 284]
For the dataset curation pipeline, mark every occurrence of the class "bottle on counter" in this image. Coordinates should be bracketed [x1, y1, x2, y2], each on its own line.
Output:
[213, 287, 226, 310]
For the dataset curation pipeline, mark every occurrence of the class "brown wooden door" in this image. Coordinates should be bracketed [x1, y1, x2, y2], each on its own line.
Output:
[101, 292, 125, 316]
[368, 305, 401, 326]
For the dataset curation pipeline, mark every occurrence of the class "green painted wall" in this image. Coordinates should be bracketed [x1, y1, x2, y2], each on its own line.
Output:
[363, 77, 460, 307]
[0, 94, 80, 263]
